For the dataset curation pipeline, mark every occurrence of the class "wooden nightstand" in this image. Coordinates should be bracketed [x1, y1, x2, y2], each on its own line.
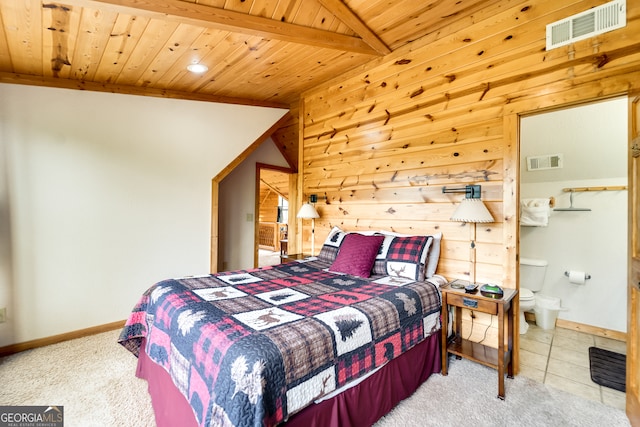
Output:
[440, 282, 518, 399]
[279, 253, 308, 263]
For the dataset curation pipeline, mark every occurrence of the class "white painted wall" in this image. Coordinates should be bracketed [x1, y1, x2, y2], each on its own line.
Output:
[0, 83, 286, 346]
[219, 139, 289, 271]
[520, 97, 627, 333]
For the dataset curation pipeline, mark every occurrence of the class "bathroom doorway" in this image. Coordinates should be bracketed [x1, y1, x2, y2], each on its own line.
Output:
[519, 97, 628, 335]
[517, 98, 629, 407]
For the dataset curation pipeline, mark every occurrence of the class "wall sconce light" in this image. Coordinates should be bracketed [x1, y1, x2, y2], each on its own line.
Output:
[442, 184, 483, 200]
[297, 195, 320, 255]
[442, 185, 494, 285]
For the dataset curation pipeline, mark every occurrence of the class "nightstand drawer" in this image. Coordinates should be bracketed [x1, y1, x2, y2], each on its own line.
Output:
[446, 293, 498, 315]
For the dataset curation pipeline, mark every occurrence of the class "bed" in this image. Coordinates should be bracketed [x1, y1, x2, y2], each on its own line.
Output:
[119, 228, 445, 427]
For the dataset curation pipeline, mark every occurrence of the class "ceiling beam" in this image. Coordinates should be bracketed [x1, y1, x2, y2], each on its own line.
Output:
[316, 0, 390, 55]
[70, 0, 381, 56]
[260, 179, 285, 200]
[0, 72, 289, 109]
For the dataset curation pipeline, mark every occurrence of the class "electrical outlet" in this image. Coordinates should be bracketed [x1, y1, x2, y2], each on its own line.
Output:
[0, 307, 6, 323]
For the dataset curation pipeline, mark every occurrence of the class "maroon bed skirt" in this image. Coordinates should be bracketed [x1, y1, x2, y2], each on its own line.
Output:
[136, 332, 441, 427]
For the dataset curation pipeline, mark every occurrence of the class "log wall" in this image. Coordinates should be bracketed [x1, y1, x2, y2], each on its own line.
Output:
[299, 0, 640, 292]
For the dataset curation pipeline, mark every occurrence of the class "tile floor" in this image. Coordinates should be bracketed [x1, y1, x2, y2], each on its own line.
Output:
[519, 320, 627, 410]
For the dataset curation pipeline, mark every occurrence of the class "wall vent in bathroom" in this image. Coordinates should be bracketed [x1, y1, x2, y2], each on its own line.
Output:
[546, 0, 626, 51]
[526, 154, 563, 171]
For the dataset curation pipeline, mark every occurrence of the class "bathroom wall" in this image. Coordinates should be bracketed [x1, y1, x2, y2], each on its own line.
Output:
[520, 97, 627, 333]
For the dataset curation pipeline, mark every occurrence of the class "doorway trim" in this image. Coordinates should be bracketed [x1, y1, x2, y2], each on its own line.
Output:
[511, 94, 631, 374]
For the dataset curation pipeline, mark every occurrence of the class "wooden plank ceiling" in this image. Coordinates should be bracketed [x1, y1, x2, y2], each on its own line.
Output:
[0, 0, 494, 108]
[261, 168, 289, 198]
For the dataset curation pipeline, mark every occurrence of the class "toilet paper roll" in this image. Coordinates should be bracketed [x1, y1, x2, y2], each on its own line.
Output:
[568, 270, 586, 285]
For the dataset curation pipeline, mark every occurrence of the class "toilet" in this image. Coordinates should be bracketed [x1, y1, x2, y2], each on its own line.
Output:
[519, 258, 547, 334]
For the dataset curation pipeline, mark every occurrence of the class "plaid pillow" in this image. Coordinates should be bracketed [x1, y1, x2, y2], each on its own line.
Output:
[372, 235, 433, 281]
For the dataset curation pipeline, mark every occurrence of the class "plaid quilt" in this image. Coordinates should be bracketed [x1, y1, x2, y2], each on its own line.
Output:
[119, 258, 442, 427]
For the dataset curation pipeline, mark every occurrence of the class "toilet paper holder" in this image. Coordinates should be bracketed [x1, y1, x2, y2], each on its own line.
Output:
[564, 271, 591, 280]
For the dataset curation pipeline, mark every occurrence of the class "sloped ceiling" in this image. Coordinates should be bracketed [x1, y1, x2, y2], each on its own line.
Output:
[0, 0, 497, 174]
[0, 0, 495, 107]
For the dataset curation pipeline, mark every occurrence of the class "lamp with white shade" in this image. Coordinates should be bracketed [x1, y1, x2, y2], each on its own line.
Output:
[297, 201, 320, 255]
[442, 184, 494, 286]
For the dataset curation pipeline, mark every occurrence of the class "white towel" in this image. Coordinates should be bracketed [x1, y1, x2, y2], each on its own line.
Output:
[520, 198, 551, 226]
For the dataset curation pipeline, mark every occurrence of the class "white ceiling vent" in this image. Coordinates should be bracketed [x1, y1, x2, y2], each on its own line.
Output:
[527, 154, 563, 171]
[546, 0, 626, 50]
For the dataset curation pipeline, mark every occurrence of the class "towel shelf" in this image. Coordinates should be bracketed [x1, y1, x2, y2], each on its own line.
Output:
[554, 190, 591, 212]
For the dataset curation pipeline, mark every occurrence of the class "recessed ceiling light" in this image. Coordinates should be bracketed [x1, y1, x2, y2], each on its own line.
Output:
[187, 63, 208, 74]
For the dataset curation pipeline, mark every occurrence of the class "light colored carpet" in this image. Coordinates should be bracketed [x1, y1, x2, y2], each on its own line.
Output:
[0, 330, 631, 427]
[259, 249, 281, 267]
[376, 357, 631, 427]
[0, 330, 154, 426]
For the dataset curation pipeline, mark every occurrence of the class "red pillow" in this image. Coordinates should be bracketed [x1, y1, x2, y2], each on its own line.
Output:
[329, 234, 385, 278]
